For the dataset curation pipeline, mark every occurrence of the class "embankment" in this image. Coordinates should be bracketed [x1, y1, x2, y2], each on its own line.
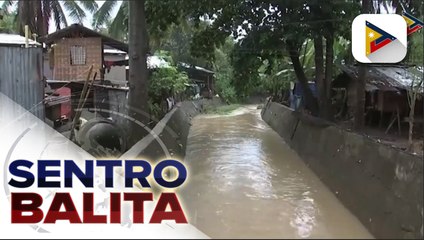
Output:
[121, 98, 221, 160]
[261, 101, 423, 239]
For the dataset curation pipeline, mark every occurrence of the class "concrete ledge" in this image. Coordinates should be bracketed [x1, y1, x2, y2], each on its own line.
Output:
[122, 98, 220, 160]
[261, 101, 423, 239]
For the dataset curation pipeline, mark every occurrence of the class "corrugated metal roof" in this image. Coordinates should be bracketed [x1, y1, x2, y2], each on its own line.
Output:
[124, 55, 171, 69]
[0, 33, 41, 46]
[180, 62, 214, 74]
[104, 48, 126, 55]
[340, 65, 423, 92]
[41, 24, 128, 52]
[374, 67, 423, 91]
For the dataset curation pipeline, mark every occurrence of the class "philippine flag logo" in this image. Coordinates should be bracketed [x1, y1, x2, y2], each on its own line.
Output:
[402, 12, 424, 35]
[352, 14, 407, 63]
[365, 21, 397, 56]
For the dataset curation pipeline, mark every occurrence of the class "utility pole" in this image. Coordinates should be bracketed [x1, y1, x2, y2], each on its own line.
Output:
[127, 0, 150, 147]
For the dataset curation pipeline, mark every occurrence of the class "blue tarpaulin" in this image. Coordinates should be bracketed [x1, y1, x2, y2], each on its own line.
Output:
[290, 82, 318, 110]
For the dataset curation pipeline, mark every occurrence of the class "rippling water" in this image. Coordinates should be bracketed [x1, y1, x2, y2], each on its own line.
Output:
[181, 105, 373, 239]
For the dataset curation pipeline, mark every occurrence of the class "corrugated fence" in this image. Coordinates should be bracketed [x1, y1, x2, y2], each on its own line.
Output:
[0, 46, 44, 119]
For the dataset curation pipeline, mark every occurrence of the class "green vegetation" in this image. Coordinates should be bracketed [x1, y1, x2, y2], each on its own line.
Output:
[213, 38, 238, 104]
[409, 32, 424, 66]
[149, 51, 189, 101]
[1, 0, 97, 36]
[148, 51, 189, 120]
[0, 11, 17, 33]
[3, 0, 423, 135]
[203, 104, 241, 115]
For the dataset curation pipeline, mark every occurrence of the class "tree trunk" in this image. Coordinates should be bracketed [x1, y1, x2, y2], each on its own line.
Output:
[408, 97, 415, 150]
[287, 41, 319, 116]
[408, 80, 423, 151]
[127, 0, 150, 147]
[19, 1, 31, 35]
[354, 65, 366, 129]
[35, 1, 45, 37]
[354, 0, 372, 130]
[314, 36, 325, 118]
[393, 0, 403, 14]
[324, 32, 334, 121]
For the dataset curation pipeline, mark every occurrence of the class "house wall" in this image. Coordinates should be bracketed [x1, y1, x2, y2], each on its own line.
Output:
[43, 52, 53, 80]
[52, 37, 102, 81]
[104, 54, 127, 85]
[377, 91, 409, 114]
[347, 81, 356, 116]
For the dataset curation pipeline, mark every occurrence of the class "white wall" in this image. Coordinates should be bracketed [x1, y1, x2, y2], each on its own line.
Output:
[104, 54, 127, 85]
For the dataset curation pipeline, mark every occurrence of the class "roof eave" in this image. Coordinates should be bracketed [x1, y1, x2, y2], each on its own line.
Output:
[41, 24, 128, 53]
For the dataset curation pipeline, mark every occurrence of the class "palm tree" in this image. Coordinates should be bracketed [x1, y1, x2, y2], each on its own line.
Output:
[0, 9, 18, 33]
[127, 0, 150, 146]
[92, 1, 128, 40]
[1, 0, 98, 37]
[93, 1, 186, 146]
[92, 1, 184, 43]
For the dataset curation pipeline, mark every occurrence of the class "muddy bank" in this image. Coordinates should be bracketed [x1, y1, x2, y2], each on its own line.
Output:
[121, 98, 221, 160]
[261, 101, 423, 239]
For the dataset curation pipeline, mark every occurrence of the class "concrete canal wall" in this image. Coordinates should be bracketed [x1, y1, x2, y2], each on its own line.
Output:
[122, 98, 221, 160]
[261, 101, 423, 239]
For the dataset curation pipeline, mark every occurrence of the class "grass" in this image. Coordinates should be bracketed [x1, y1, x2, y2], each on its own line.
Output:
[203, 104, 241, 115]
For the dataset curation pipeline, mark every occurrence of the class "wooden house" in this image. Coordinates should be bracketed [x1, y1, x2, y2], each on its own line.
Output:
[40, 24, 215, 127]
[41, 24, 128, 82]
[332, 65, 423, 132]
[179, 63, 215, 98]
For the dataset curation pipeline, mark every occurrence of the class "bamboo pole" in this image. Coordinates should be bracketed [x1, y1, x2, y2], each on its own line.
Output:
[69, 65, 94, 141]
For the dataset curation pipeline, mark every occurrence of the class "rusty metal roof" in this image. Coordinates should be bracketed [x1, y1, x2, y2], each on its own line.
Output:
[40, 24, 128, 52]
[340, 65, 423, 92]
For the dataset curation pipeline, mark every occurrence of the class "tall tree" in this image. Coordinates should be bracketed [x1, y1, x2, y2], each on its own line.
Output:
[406, 72, 423, 151]
[307, 0, 359, 119]
[185, 0, 362, 116]
[152, 20, 211, 68]
[1, 0, 97, 37]
[92, 0, 361, 118]
[314, 35, 326, 116]
[92, 1, 184, 43]
[354, 0, 372, 130]
[127, 0, 150, 146]
[93, 0, 192, 146]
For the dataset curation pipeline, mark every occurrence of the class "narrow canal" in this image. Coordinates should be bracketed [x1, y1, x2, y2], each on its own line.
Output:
[181, 105, 373, 239]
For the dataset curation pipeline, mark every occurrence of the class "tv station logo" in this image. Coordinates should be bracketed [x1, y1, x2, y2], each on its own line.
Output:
[352, 14, 408, 63]
[403, 12, 424, 35]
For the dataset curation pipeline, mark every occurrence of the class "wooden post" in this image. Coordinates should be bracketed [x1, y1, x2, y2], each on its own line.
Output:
[24, 25, 29, 48]
[69, 65, 94, 141]
[100, 40, 105, 82]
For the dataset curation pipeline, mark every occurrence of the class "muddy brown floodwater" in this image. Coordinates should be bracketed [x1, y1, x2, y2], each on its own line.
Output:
[181, 105, 373, 239]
